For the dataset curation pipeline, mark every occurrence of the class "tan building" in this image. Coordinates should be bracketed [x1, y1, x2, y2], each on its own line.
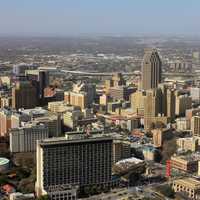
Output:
[191, 116, 200, 137]
[152, 128, 173, 148]
[166, 89, 176, 120]
[69, 92, 87, 109]
[171, 154, 200, 172]
[48, 101, 69, 113]
[0, 109, 12, 137]
[99, 94, 110, 106]
[144, 88, 163, 118]
[64, 91, 70, 104]
[176, 137, 200, 152]
[175, 94, 192, 116]
[143, 85, 175, 130]
[131, 90, 146, 115]
[141, 48, 162, 90]
[173, 178, 200, 200]
[1, 97, 12, 108]
[176, 117, 191, 131]
[105, 73, 126, 93]
[12, 81, 37, 110]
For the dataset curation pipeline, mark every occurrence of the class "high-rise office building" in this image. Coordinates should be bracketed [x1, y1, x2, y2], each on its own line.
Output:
[175, 94, 192, 116]
[12, 81, 37, 110]
[113, 140, 131, 164]
[26, 70, 49, 100]
[131, 90, 146, 115]
[141, 49, 162, 90]
[143, 85, 175, 129]
[13, 63, 39, 76]
[10, 122, 49, 153]
[69, 92, 87, 110]
[191, 116, 200, 137]
[35, 136, 113, 198]
[105, 73, 126, 93]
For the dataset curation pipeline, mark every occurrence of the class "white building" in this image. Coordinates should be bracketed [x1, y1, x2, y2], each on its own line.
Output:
[10, 123, 49, 153]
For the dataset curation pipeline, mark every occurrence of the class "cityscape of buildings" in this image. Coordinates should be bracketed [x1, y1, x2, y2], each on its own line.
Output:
[1, 1, 200, 200]
[0, 42, 200, 200]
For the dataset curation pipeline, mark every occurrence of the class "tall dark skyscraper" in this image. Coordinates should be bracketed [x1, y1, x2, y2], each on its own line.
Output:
[141, 49, 162, 90]
[36, 136, 113, 198]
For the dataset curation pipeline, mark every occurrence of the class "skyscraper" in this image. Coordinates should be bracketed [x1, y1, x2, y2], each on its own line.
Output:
[12, 81, 37, 110]
[35, 136, 113, 198]
[141, 49, 162, 90]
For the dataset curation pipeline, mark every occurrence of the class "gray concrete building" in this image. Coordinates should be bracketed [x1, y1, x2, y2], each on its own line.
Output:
[10, 123, 49, 153]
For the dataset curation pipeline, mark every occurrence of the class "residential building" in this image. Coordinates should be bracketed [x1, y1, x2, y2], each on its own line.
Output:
[173, 178, 200, 200]
[9, 123, 49, 152]
[175, 94, 192, 116]
[170, 153, 200, 173]
[113, 140, 131, 164]
[191, 116, 200, 137]
[35, 136, 113, 198]
[176, 137, 200, 152]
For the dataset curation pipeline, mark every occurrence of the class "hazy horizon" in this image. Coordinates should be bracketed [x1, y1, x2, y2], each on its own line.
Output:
[1, 0, 200, 37]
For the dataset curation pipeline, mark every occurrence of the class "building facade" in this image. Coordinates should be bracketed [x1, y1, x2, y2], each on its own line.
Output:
[141, 49, 162, 90]
[35, 136, 113, 198]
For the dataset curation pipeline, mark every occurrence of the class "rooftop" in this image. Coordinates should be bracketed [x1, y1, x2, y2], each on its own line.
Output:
[38, 135, 113, 146]
[174, 178, 200, 189]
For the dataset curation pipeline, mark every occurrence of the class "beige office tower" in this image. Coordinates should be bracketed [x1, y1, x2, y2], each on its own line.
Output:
[191, 116, 200, 137]
[144, 88, 162, 118]
[144, 88, 162, 130]
[166, 89, 176, 120]
[141, 49, 162, 90]
[105, 73, 126, 93]
[175, 94, 192, 116]
[131, 90, 146, 115]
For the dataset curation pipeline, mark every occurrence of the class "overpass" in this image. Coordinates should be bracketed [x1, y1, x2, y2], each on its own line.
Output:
[61, 69, 200, 80]
[61, 70, 139, 76]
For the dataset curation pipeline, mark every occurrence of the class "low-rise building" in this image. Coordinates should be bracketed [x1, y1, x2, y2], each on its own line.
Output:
[9, 192, 35, 200]
[176, 117, 191, 131]
[176, 137, 200, 152]
[173, 178, 200, 200]
[171, 153, 200, 172]
[142, 145, 158, 161]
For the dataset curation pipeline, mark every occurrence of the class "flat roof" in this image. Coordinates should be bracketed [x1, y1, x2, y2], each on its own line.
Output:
[174, 178, 200, 189]
[38, 136, 113, 146]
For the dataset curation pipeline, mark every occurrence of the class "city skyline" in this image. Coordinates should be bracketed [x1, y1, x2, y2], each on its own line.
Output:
[0, 0, 200, 37]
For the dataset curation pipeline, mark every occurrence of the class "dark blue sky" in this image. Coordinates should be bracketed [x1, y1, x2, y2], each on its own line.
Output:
[0, 0, 199, 36]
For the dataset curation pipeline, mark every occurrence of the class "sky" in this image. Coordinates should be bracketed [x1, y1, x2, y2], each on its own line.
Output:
[0, 0, 200, 37]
